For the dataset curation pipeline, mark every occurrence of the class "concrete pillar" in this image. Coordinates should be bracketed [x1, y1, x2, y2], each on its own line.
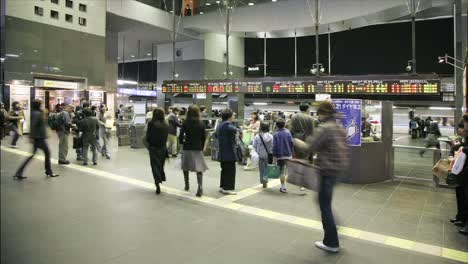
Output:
[193, 93, 213, 114]
[454, 0, 463, 123]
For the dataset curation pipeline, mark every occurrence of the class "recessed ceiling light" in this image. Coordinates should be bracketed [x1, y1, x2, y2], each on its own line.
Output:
[272, 0, 277, 2]
[130, 55, 135, 58]
[216, 0, 220, 3]
[147, 53, 152, 56]
[248, 2, 254, 6]
[200, 11, 204, 14]
[206, 2, 211, 6]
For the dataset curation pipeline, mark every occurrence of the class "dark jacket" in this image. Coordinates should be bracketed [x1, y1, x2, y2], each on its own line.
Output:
[216, 121, 239, 162]
[272, 128, 294, 159]
[179, 120, 206, 151]
[167, 113, 181, 135]
[79, 117, 100, 142]
[29, 110, 47, 139]
[147, 121, 169, 149]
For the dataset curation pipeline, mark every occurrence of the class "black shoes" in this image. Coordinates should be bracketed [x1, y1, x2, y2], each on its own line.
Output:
[13, 175, 27, 180]
[83, 163, 88, 166]
[196, 187, 203, 197]
[156, 185, 161, 195]
[450, 218, 459, 223]
[59, 160, 70, 165]
[93, 162, 98, 166]
[46, 173, 59, 177]
[454, 220, 466, 227]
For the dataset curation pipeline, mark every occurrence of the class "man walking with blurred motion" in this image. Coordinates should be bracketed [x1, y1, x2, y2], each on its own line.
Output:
[14, 100, 59, 179]
[294, 101, 349, 253]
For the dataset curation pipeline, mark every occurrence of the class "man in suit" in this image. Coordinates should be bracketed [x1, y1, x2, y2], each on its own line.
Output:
[79, 108, 100, 166]
[57, 103, 72, 165]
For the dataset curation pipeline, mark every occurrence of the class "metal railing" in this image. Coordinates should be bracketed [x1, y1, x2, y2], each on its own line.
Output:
[393, 145, 444, 186]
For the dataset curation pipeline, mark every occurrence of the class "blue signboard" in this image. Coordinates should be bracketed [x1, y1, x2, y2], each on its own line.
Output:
[332, 99, 362, 146]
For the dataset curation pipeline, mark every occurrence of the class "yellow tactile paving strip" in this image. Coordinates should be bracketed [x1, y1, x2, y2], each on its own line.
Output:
[2, 146, 467, 263]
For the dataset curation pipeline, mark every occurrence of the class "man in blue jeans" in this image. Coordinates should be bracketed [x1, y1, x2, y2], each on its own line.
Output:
[294, 101, 349, 253]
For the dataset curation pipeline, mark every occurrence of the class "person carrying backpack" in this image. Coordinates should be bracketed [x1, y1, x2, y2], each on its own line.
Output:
[294, 101, 349, 253]
[253, 122, 273, 188]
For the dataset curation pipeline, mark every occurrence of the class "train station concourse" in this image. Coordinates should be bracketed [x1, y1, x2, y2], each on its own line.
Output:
[1, 0, 468, 264]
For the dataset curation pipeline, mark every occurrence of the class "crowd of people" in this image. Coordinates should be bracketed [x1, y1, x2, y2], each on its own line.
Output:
[142, 101, 349, 252]
[0, 99, 115, 179]
[2, 98, 466, 252]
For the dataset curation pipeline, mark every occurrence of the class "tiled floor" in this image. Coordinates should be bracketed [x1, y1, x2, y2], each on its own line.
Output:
[1, 133, 467, 264]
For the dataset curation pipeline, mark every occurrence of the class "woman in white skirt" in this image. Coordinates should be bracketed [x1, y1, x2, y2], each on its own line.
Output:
[178, 104, 208, 197]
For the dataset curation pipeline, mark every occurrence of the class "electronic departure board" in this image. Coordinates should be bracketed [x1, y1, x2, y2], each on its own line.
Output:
[162, 76, 440, 96]
[263, 81, 306, 93]
[347, 80, 388, 94]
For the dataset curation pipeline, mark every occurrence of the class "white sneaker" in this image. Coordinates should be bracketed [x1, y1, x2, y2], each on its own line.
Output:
[315, 241, 339, 253]
[9, 145, 18, 148]
[222, 190, 237, 195]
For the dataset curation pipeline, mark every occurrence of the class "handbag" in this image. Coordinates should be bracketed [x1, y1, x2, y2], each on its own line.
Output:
[287, 159, 320, 191]
[174, 154, 182, 170]
[259, 134, 273, 164]
[446, 173, 459, 185]
[432, 159, 450, 180]
[72, 136, 83, 149]
[235, 136, 246, 162]
[266, 164, 281, 179]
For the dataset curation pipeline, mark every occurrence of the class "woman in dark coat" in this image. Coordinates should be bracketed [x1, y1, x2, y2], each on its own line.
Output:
[146, 108, 169, 194]
[179, 104, 208, 197]
[216, 108, 240, 195]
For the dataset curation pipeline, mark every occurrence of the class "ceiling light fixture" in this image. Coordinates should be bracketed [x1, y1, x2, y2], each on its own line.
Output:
[272, 0, 277, 2]
[147, 53, 152, 56]
[206, 2, 211, 6]
[248, 2, 254, 5]
[130, 55, 135, 58]
[117, 80, 138, 85]
[200, 11, 204, 14]
[216, 0, 220, 3]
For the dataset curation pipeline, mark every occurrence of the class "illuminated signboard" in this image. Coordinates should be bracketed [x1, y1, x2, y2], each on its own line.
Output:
[118, 88, 157, 96]
[162, 77, 440, 95]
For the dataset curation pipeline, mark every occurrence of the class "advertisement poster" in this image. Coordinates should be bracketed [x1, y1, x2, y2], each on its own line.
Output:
[332, 99, 362, 146]
[10, 85, 31, 134]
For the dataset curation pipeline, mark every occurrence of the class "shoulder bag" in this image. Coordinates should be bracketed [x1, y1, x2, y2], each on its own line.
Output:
[259, 134, 273, 164]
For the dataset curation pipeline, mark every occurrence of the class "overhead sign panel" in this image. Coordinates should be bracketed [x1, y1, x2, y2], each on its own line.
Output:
[162, 76, 440, 96]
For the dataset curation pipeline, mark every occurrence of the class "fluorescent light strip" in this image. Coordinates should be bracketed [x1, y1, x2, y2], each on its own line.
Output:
[429, 107, 454, 110]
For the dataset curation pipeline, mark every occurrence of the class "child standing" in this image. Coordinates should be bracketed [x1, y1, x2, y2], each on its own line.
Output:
[272, 119, 294, 193]
[253, 122, 273, 188]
